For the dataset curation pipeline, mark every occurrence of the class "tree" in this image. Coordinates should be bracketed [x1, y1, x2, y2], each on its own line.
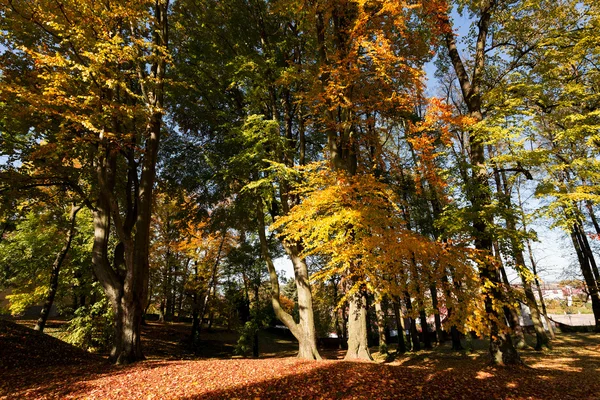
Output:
[0, 0, 170, 364]
[272, 164, 482, 358]
[34, 203, 82, 332]
[479, 0, 600, 332]
[169, 0, 324, 360]
[437, 0, 522, 365]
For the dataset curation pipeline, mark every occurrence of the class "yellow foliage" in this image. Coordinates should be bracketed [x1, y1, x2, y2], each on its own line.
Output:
[272, 162, 483, 330]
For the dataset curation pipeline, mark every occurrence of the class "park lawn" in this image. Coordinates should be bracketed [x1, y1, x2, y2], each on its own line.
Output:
[1, 319, 600, 399]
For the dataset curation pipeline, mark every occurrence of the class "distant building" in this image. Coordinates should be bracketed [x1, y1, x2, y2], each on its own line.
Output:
[512, 282, 586, 303]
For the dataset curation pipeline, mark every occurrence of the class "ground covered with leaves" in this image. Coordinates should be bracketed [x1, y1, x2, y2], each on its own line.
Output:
[2, 319, 600, 399]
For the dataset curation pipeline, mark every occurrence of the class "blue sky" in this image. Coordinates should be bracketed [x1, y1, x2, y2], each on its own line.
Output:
[275, 7, 578, 284]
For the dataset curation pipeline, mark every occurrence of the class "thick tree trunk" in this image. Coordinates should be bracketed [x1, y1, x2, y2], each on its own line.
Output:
[111, 294, 145, 364]
[374, 293, 388, 354]
[392, 298, 406, 353]
[35, 204, 82, 332]
[288, 249, 322, 359]
[443, 0, 520, 366]
[344, 290, 373, 360]
[257, 206, 321, 359]
[91, 1, 167, 365]
[451, 326, 463, 350]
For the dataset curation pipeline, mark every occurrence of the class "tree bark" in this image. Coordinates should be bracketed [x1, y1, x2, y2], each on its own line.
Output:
[35, 204, 82, 332]
[404, 294, 420, 352]
[392, 298, 407, 353]
[430, 284, 443, 344]
[442, 0, 520, 365]
[374, 292, 388, 354]
[498, 261, 526, 350]
[419, 309, 432, 349]
[90, 1, 169, 364]
[570, 227, 600, 331]
[441, 274, 463, 351]
[344, 290, 373, 360]
[257, 205, 321, 359]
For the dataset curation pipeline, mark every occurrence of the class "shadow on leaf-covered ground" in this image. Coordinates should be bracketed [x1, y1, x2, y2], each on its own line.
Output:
[2, 318, 600, 399]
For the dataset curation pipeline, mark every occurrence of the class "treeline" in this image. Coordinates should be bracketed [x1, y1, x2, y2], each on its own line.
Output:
[0, 0, 599, 366]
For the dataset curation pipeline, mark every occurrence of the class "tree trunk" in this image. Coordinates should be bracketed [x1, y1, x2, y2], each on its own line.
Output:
[482, 263, 521, 365]
[289, 250, 322, 359]
[374, 293, 388, 354]
[493, 162, 549, 350]
[442, 274, 463, 350]
[442, 0, 520, 365]
[574, 222, 600, 282]
[111, 294, 145, 364]
[252, 285, 260, 358]
[159, 299, 165, 323]
[191, 295, 200, 341]
[511, 238, 549, 350]
[430, 284, 443, 344]
[165, 261, 173, 322]
[257, 206, 321, 359]
[522, 278, 550, 350]
[495, 244, 527, 350]
[419, 309, 432, 349]
[344, 290, 373, 360]
[404, 294, 420, 351]
[91, 1, 168, 365]
[451, 326, 463, 350]
[392, 298, 406, 353]
[35, 204, 82, 332]
[570, 228, 600, 331]
[332, 278, 345, 349]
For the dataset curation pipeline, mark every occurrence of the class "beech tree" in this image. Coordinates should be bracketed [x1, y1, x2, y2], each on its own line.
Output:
[436, 0, 523, 365]
[0, 0, 170, 363]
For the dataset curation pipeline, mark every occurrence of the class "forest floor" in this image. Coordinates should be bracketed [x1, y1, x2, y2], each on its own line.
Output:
[1, 319, 600, 399]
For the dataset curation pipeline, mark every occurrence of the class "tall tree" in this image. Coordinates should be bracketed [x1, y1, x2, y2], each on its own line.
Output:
[438, 0, 521, 365]
[0, 0, 170, 363]
[34, 203, 82, 332]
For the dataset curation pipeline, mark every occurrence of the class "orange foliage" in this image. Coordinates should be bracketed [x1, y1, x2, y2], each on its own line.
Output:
[272, 162, 488, 333]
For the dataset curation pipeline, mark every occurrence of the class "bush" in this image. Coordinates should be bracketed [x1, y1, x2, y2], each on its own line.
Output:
[62, 296, 113, 352]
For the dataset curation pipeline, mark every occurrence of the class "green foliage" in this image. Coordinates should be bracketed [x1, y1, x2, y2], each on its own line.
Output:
[234, 320, 260, 357]
[234, 306, 271, 357]
[0, 205, 93, 316]
[61, 292, 114, 353]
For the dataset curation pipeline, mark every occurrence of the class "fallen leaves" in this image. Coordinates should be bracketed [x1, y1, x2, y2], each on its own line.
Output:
[2, 319, 600, 399]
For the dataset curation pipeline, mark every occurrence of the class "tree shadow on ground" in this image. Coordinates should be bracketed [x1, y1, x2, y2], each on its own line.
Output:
[3, 317, 599, 400]
[188, 349, 600, 400]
